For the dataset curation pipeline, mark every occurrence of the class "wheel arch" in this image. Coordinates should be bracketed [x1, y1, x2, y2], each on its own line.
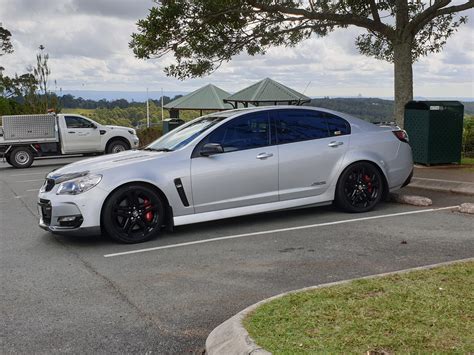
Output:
[105, 137, 131, 152]
[100, 181, 172, 231]
[336, 159, 390, 200]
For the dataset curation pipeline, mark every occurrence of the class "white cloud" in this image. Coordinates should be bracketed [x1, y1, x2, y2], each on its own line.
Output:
[1, 0, 472, 98]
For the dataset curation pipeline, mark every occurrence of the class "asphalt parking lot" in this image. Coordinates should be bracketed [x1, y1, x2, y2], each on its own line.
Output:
[1, 157, 473, 353]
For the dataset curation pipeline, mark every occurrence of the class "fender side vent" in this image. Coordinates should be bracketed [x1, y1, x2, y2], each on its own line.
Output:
[174, 178, 189, 207]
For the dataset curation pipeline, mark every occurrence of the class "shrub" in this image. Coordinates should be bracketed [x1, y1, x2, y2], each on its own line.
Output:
[463, 116, 474, 157]
[137, 126, 162, 147]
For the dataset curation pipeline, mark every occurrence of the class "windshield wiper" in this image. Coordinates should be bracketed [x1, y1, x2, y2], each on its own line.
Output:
[142, 147, 174, 152]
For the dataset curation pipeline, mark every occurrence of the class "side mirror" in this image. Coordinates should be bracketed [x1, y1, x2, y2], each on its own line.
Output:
[91, 124, 97, 129]
[200, 143, 224, 157]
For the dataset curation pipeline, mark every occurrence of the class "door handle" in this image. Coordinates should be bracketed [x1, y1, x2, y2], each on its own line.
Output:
[68, 131, 75, 134]
[256, 152, 273, 160]
[328, 141, 343, 148]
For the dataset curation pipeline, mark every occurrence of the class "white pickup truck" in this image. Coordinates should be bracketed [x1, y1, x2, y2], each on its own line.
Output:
[0, 113, 139, 168]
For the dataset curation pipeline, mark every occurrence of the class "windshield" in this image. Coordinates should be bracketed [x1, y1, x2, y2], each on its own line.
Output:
[146, 116, 226, 151]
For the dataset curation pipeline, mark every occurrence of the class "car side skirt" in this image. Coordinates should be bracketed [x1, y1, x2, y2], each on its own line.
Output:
[173, 192, 334, 226]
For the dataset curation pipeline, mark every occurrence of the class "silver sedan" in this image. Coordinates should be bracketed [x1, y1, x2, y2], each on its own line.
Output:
[38, 106, 413, 243]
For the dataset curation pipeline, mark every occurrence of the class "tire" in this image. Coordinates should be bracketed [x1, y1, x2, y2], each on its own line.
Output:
[5, 154, 12, 166]
[335, 162, 384, 213]
[106, 140, 129, 154]
[102, 184, 165, 243]
[9, 147, 34, 168]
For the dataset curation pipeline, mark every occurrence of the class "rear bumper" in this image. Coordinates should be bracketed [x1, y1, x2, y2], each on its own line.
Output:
[402, 168, 414, 187]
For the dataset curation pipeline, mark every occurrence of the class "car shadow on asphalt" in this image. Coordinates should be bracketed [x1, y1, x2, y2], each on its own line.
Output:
[45, 201, 402, 248]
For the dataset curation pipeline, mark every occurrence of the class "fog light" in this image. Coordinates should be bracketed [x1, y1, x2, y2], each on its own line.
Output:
[58, 215, 83, 228]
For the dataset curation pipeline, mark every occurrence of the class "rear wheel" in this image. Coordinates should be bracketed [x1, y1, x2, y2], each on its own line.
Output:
[9, 147, 34, 168]
[335, 162, 383, 213]
[102, 184, 164, 243]
[5, 154, 12, 165]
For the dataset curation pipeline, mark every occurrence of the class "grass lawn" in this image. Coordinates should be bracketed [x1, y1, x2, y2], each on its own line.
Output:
[461, 156, 474, 165]
[244, 261, 473, 353]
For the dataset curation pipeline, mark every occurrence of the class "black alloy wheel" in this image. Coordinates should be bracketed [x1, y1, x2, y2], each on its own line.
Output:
[102, 184, 164, 243]
[335, 162, 383, 213]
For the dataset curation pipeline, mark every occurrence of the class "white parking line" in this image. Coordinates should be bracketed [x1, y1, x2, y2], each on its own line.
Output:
[26, 189, 39, 192]
[104, 205, 459, 258]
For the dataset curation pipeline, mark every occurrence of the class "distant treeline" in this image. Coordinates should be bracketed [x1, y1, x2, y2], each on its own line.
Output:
[59, 94, 183, 109]
[308, 98, 474, 122]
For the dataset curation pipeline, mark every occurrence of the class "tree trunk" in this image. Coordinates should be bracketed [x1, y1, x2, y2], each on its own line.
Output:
[393, 41, 413, 128]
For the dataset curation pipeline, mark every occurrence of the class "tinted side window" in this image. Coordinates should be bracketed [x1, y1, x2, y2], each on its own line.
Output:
[65, 116, 93, 129]
[276, 110, 329, 144]
[325, 113, 351, 136]
[205, 112, 270, 152]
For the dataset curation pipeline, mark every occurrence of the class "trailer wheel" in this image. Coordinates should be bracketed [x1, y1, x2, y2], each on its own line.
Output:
[10, 147, 34, 168]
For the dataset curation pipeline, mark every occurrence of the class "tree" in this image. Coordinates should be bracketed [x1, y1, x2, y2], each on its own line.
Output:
[130, 0, 473, 125]
[0, 24, 13, 56]
[33, 45, 52, 111]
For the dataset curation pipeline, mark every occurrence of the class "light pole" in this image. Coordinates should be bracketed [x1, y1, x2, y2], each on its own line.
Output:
[161, 87, 164, 121]
[146, 87, 150, 128]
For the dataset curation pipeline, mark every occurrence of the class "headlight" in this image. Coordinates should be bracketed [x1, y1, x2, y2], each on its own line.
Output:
[56, 174, 102, 195]
[128, 129, 136, 135]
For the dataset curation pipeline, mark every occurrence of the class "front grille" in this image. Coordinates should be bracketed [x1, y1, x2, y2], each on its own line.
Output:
[43, 178, 55, 192]
[39, 199, 52, 225]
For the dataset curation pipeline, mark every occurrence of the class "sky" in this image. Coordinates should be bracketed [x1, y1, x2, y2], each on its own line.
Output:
[1, 0, 473, 100]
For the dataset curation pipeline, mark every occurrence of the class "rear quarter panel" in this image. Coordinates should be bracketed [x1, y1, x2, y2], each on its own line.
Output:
[341, 129, 411, 190]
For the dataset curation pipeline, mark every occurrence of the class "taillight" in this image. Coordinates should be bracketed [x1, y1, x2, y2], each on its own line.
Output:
[393, 130, 409, 143]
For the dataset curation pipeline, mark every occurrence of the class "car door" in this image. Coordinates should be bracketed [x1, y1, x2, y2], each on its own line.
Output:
[276, 109, 350, 201]
[190, 111, 279, 213]
[62, 116, 101, 153]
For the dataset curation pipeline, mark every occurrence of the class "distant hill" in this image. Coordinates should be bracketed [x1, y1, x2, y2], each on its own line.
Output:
[307, 98, 474, 122]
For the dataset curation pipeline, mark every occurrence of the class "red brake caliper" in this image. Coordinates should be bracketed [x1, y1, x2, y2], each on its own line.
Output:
[143, 198, 154, 222]
[363, 175, 373, 193]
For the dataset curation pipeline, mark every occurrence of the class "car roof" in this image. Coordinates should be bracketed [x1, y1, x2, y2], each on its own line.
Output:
[207, 105, 379, 132]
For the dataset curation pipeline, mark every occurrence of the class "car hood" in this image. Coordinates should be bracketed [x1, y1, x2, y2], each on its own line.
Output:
[47, 150, 164, 178]
[105, 125, 135, 134]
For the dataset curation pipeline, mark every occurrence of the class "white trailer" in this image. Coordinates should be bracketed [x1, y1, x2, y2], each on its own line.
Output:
[0, 113, 139, 168]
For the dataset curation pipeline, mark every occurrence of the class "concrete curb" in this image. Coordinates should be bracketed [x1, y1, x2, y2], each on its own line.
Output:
[205, 258, 474, 355]
[409, 177, 474, 196]
[390, 192, 432, 206]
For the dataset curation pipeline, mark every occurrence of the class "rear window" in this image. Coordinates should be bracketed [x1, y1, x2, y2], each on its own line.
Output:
[324, 113, 351, 136]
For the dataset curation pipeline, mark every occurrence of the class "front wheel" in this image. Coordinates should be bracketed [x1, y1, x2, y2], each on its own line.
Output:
[106, 140, 129, 154]
[335, 162, 383, 213]
[9, 147, 34, 168]
[102, 184, 165, 243]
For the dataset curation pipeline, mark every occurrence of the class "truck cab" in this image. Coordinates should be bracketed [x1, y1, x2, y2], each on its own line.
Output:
[58, 114, 139, 154]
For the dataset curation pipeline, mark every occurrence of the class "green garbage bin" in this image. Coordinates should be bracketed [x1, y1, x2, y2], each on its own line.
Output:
[404, 101, 464, 165]
[162, 118, 185, 134]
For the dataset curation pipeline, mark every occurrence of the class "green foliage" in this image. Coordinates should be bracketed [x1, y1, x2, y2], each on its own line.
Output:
[463, 115, 474, 157]
[33, 45, 51, 111]
[136, 126, 163, 147]
[130, 1, 473, 78]
[0, 25, 13, 56]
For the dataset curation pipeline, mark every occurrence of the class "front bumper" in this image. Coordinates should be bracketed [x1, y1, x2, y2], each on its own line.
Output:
[38, 185, 108, 236]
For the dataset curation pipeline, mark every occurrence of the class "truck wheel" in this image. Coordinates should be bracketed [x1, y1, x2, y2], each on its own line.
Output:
[10, 147, 34, 168]
[4, 154, 12, 166]
[106, 140, 129, 154]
